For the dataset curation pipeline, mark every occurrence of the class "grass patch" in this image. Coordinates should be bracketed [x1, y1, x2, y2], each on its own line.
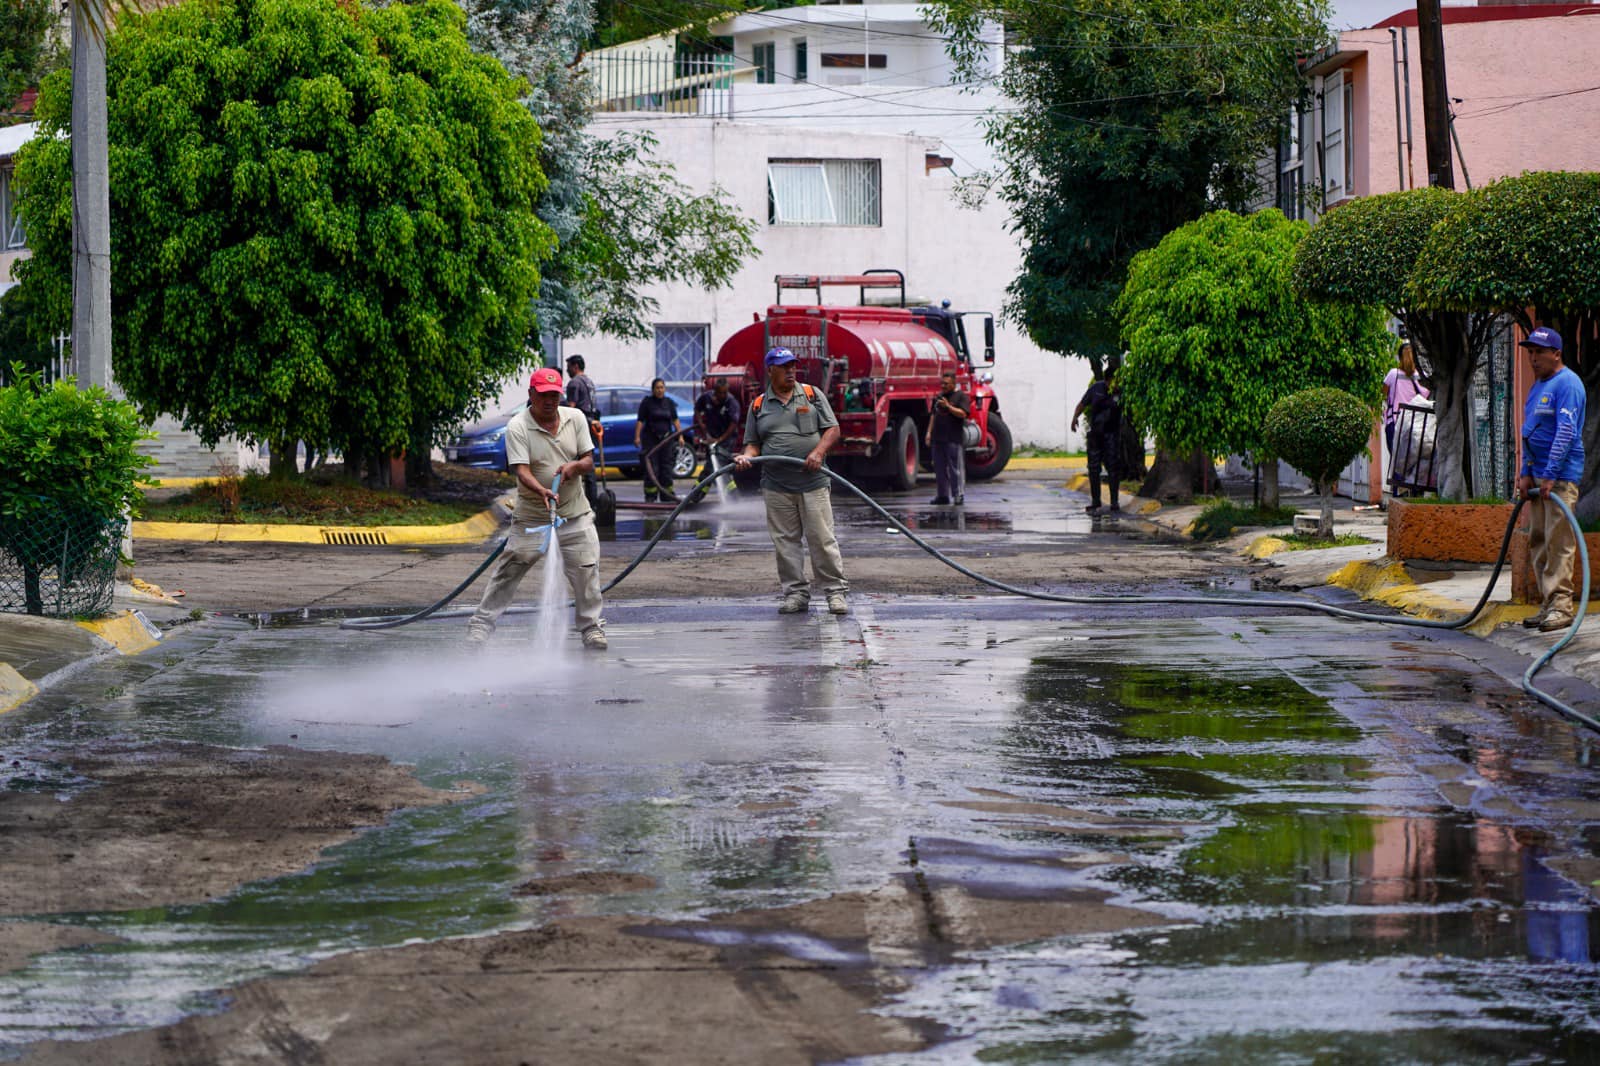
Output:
[1275, 533, 1376, 550]
[1014, 446, 1084, 459]
[142, 472, 485, 527]
[1190, 498, 1299, 542]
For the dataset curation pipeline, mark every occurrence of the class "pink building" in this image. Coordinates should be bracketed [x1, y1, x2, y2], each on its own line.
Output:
[1272, 4, 1600, 502]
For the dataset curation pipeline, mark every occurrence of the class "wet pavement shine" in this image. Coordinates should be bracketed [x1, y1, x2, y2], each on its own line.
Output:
[4, 569, 1600, 1061]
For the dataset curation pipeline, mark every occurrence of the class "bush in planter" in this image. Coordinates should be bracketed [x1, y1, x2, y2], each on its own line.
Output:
[1263, 388, 1374, 538]
[0, 371, 154, 616]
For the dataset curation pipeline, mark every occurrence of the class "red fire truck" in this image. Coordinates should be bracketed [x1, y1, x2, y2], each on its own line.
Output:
[707, 270, 1012, 489]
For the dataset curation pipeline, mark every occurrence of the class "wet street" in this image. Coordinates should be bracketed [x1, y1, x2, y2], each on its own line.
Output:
[5, 477, 1600, 1063]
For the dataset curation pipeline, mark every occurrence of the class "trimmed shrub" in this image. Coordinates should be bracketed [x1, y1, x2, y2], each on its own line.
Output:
[1264, 388, 1373, 537]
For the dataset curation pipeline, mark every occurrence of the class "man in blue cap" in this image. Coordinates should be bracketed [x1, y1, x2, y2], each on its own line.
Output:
[734, 347, 849, 614]
[1517, 326, 1586, 633]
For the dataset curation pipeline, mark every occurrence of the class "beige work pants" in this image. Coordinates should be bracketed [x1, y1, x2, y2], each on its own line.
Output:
[763, 485, 848, 600]
[1529, 480, 1582, 616]
[468, 512, 604, 638]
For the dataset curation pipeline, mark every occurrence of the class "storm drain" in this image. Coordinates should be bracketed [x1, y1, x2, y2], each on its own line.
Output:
[320, 529, 389, 546]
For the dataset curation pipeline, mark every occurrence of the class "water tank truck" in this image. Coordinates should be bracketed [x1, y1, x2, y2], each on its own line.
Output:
[707, 270, 1013, 490]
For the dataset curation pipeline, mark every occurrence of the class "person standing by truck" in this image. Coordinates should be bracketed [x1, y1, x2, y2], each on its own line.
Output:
[634, 378, 681, 503]
[924, 370, 970, 505]
[734, 347, 849, 615]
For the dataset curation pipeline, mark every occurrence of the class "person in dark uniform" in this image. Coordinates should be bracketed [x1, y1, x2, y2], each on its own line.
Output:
[924, 369, 970, 505]
[563, 354, 602, 506]
[1070, 368, 1123, 515]
[634, 378, 681, 502]
[694, 376, 743, 495]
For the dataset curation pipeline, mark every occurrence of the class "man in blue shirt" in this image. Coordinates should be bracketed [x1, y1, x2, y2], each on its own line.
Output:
[1517, 326, 1586, 632]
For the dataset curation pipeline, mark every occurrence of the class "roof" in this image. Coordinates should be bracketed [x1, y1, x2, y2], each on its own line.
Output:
[1373, 4, 1600, 29]
[0, 121, 38, 159]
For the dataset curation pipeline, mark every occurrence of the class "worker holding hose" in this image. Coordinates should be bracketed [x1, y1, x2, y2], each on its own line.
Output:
[735, 347, 849, 615]
[1518, 327, 1587, 634]
[467, 367, 607, 650]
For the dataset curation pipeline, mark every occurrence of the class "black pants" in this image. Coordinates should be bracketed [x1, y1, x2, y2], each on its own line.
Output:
[641, 431, 674, 498]
[1087, 429, 1120, 509]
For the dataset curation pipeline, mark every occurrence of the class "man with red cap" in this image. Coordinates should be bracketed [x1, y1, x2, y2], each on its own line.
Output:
[468, 367, 607, 649]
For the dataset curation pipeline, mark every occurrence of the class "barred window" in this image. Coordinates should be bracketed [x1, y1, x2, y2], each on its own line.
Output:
[0, 169, 24, 251]
[767, 159, 880, 227]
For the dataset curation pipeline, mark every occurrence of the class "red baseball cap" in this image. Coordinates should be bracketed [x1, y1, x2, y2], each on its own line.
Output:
[530, 367, 564, 393]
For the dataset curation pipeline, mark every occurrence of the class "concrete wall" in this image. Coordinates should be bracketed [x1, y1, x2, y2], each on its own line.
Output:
[543, 119, 1091, 451]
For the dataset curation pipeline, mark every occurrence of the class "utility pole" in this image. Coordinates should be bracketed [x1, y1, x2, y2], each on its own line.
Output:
[1415, 0, 1455, 189]
[70, 0, 114, 390]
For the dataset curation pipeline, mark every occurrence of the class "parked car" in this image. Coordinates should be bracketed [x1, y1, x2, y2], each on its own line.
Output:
[445, 386, 697, 479]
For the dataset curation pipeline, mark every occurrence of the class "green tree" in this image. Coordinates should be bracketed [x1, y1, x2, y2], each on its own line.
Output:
[1114, 210, 1391, 504]
[1409, 170, 1600, 516]
[0, 0, 55, 115]
[927, 0, 1327, 363]
[0, 370, 153, 615]
[1292, 187, 1498, 502]
[1264, 387, 1374, 536]
[14, 0, 554, 482]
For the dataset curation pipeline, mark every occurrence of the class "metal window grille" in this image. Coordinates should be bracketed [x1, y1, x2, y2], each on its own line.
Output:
[753, 42, 775, 84]
[767, 159, 880, 226]
[654, 325, 707, 391]
[587, 53, 735, 117]
[1471, 314, 1517, 500]
[0, 168, 23, 252]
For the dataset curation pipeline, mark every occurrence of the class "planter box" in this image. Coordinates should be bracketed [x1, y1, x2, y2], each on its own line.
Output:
[1510, 528, 1600, 605]
[1386, 498, 1516, 564]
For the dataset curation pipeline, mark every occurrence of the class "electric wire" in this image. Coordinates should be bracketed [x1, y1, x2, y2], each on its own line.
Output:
[340, 457, 1594, 733]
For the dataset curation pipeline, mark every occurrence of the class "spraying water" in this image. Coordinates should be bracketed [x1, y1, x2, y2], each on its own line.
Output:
[531, 514, 567, 654]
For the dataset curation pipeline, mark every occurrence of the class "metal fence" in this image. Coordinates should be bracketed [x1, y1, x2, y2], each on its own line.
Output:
[587, 53, 739, 117]
[0, 333, 74, 386]
[1389, 400, 1437, 497]
[0, 507, 123, 618]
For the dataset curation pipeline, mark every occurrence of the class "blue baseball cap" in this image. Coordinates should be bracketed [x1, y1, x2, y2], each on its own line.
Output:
[764, 346, 797, 367]
[1519, 326, 1563, 351]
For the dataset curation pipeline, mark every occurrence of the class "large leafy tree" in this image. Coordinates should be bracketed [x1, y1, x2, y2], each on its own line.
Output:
[928, 0, 1327, 362]
[15, 0, 553, 480]
[1115, 210, 1391, 503]
[1410, 171, 1600, 516]
[1293, 187, 1496, 502]
[0, 0, 55, 114]
[459, 0, 754, 344]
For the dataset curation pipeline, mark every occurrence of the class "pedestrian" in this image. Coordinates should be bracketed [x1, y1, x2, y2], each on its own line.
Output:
[694, 376, 743, 495]
[1516, 326, 1586, 633]
[564, 354, 603, 507]
[1070, 367, 1123, 515]
[1383, 341, 1429, 456]
[924, 369, 970, 505]
[468, 368, 607, 650]
[634, 378, 681, 503]
[733, 347, 849, 615]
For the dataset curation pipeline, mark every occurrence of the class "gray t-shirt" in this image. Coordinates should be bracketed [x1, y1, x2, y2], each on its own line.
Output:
[743, 384, 838, 493]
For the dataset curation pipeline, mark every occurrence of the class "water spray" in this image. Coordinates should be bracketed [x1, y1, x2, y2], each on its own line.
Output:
[341, 460, 1593, 733]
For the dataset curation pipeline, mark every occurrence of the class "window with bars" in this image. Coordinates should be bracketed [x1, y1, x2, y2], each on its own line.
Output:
[0, 169, 25, 251]
[654, 324, 708, 390]
[767, 159, 880, 227]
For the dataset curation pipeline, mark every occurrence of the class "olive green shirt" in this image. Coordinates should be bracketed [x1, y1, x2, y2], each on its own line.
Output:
[743, 384, 837, 493]
[506, 405, 594, 523]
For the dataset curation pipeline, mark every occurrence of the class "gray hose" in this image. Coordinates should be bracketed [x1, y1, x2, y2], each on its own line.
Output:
[341, 458, 1593, 731]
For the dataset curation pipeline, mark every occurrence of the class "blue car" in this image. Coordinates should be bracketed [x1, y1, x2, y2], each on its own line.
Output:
[445, 386, 696, 479]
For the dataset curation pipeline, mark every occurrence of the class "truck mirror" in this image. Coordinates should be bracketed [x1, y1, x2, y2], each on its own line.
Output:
[983, 316, 995, 364]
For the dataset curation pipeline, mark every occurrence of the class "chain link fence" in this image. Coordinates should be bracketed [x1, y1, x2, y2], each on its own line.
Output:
[0, 507, 124, 618]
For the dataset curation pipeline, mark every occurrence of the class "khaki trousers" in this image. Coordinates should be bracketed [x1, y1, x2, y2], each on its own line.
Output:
[763, 485, 847, 599]
[468, 512, 604, 638]
[1529, 480, 1581, 616]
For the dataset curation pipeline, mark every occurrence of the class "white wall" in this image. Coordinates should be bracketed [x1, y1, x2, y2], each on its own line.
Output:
[538, 119, 1090, 450]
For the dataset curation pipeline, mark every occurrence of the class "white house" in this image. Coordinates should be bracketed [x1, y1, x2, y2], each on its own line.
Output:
[551, 2, 1091, 452]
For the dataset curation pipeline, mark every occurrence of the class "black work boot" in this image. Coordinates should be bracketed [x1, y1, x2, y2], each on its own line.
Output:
[1087, 471, 1102, 514]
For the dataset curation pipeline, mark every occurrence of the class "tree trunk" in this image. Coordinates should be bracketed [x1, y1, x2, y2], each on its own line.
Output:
[406, 449, 432, 488]
[1261, 460, 1280, 510]
[267, 436, 297, 480]
[1138, 447, 1208, 501]
[1319, 481, 1334, 538]
[22, 561, 42, 616]
[1430, 349, 1474, 501]
[1117, 419, 1146, 481]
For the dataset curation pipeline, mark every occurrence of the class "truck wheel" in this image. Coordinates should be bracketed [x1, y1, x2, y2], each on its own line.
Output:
[965, 413, 1012, 481]
[888, 415, 919, 491]
[671, 442, 697, 479]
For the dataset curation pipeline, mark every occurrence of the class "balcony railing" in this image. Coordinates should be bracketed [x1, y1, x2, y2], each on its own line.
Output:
[586, 53, 749, 118]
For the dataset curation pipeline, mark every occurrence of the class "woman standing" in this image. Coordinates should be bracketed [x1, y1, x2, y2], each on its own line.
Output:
[635, 378, 681, 503]
[1383, 341, 1429, 453]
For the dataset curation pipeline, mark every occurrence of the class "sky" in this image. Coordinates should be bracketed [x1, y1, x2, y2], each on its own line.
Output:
[1331, 0, 1412, 29]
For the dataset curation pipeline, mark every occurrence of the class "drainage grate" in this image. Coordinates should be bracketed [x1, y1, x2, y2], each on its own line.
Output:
[321, 529, 389, 546]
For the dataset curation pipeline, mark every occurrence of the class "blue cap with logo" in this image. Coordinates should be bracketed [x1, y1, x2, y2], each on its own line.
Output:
[1519, 326, 1563, 352]
[764, 346, 797, 367]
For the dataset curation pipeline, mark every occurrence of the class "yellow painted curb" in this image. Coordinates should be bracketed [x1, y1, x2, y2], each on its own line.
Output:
[1246, 536, 1289, 560]
[1066, 473, 1089, 492]
[1324, 559, 1535, 638]
[0, 662, 38, 714]
[1006, 456, 1085, 469]
[78, 610, 163, 656]
[132, 506, 503, 546]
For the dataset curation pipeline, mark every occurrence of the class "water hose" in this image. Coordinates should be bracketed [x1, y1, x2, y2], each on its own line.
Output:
[341, 459, 1593, 732]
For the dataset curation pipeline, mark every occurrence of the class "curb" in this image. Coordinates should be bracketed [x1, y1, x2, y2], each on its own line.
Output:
[1062, 473, 1162, 516]
[0, 663, 37, 714]
[0, 608, 166, 715]
[133, 503, 505, 547]
[1322, 558, 1529, 638]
